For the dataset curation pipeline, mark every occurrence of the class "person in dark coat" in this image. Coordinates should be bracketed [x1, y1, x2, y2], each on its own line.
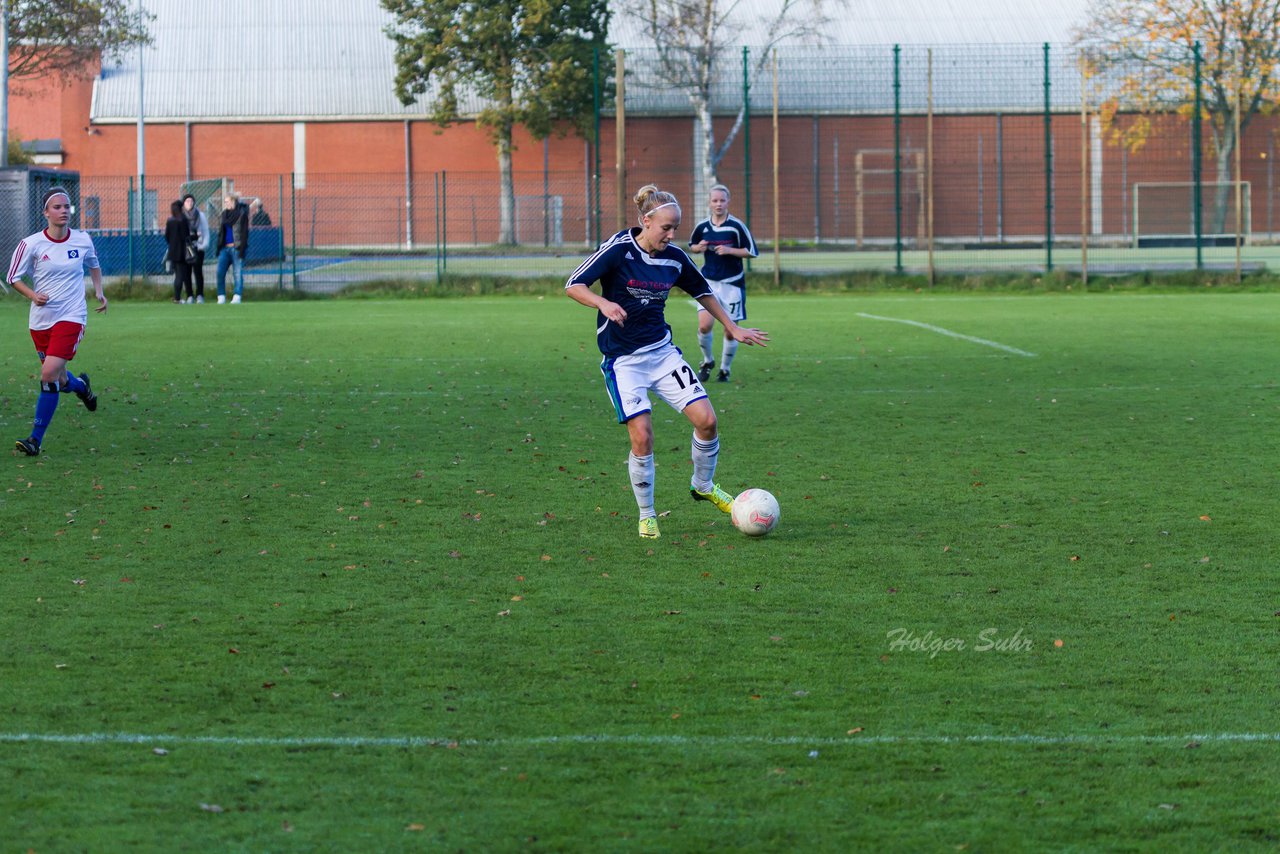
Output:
[164, 199, 191, 304]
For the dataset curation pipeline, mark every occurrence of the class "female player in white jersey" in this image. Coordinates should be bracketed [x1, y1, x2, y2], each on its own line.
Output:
[7, 186, 106, 456]
[566, 184, 768, 539]
[688, 184, 757, 382]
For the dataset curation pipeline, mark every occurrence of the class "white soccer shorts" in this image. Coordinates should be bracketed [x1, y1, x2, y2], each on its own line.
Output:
[600, 342, 708, 423]
[694, 280, 746, 322]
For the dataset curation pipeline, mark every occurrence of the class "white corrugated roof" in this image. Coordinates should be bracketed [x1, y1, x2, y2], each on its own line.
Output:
[91, 0, 1095, 123]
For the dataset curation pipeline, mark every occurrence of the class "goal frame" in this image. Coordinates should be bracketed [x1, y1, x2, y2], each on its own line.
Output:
[1132, 181, 1251, 247]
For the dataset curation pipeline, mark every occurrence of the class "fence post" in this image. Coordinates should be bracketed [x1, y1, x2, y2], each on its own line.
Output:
[1081, 51, 1089, 287]
[615, 48, 626, 234]
[593, 46, 602, 246]
[927, 48, 934, 286]
[743, 45, 751, 271]
[893, 44, 902, 274]
[127, 174, 135, 286]
[1043, 42, 1053, 273]
[772, 49, 780, 287]
[290, 173, 297, 290]
[434, 172, 441, 282]
[277, 173, 284, 291]
[1193, 41, 1203, 270]
[441, 170, 448, 278]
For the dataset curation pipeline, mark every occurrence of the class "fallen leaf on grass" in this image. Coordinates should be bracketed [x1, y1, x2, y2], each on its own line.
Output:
[1199, 515, 1211, 522]
[199, 803, 224, 814]
[406, 823, 426, 831]
[497, 609, 511, 617]
[847, 727, 864, 735]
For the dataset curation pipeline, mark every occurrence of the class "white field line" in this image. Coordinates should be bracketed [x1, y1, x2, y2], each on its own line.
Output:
[857, 312, 1037, 357]
[1, 731, 1277, 750]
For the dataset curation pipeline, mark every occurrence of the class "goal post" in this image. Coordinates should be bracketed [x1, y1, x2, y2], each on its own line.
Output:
[1132, 181, 1250, 247]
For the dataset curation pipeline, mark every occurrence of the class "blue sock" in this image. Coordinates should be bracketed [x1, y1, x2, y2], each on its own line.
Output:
[31, 385, 60, 445]
[62, 374, 86, 395]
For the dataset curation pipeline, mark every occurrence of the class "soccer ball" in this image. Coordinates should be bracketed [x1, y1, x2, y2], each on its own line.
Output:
[731, 488, 780, 537]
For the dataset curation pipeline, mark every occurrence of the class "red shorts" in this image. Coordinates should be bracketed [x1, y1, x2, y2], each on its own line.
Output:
[31, 321, 85, 362]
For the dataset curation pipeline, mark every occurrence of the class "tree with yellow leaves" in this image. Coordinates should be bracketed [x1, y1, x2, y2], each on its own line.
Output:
[1076, 0, 1280, 233]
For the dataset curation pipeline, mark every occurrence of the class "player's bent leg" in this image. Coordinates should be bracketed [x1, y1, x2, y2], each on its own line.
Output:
[683, 399, 732, 513]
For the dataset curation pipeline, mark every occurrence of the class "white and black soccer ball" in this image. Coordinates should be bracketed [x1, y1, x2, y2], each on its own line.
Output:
[731, 488, 780, 537]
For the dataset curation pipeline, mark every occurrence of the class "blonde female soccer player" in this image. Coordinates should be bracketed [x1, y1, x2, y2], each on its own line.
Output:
[688, 184, 757, 382]
[566, 184, 768, 539]
[7, 186, 105, 456]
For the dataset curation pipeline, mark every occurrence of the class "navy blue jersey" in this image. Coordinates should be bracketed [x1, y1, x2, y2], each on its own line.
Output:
[688, 215, 757, 285]
[567, 228, 713, 357]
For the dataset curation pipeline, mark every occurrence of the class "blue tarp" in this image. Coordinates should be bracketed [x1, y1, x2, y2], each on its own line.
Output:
[89, 227, 285, 276]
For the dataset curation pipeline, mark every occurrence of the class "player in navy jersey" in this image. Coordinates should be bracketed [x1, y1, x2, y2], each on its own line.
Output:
[567, 184, 768, 539]
[7, 187, 105, 456]
[688, 184, 757, 383]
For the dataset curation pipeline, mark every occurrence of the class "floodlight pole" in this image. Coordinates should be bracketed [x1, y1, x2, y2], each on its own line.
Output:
[136, 0, 146, 235]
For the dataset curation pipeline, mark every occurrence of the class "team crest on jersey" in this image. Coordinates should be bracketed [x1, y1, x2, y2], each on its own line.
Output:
[67, 249, 79, 258]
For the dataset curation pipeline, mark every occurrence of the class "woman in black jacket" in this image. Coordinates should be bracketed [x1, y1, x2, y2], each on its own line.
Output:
[164, 199, 191, 303]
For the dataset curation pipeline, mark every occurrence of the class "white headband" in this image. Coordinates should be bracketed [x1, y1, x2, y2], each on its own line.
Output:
[646, 201, 679, 215]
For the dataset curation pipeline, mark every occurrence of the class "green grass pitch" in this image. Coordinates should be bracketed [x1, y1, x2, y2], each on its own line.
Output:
[1, 291, 1278, 849]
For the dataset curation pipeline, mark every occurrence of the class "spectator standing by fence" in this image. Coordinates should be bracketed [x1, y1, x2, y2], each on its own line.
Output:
[215, 192, 249, 304]
[165, 200, 192, 303]
[182, 193, 209, 303]
[250, 198, 272, 226]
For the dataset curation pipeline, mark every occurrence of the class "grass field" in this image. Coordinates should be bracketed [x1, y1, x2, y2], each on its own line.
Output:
[1, 290, 1278, 850]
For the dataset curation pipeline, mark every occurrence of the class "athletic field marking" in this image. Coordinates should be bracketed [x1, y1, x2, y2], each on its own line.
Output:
[2, 731, 1277, 750]
[857, 312, 1037, 357]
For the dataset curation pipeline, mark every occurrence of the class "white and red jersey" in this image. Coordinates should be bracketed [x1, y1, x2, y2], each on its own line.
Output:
[7, 228, 100, 330]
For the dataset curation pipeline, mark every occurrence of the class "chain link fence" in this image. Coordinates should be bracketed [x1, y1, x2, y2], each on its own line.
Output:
[7, 42, 1271, 292]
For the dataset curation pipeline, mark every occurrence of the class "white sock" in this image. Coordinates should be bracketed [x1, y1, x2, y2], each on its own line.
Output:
[720, 338, 739, 372]
[690, 434, 719, 492]
[628, 452, 656, 518]
[698, 330, 714, 364]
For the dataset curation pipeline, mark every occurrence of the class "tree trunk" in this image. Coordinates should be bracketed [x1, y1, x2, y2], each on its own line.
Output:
[1209, 120, 1236, 236]
[497, 133, 516, 245]
[692, 98, 716, 214]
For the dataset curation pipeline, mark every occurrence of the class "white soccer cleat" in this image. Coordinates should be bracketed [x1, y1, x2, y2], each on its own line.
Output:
[231, 294, 241, 304]
[216, 295, 226, 304]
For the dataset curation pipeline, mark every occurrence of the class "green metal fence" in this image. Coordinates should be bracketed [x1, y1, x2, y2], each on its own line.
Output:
[39, 41, 1277, 293]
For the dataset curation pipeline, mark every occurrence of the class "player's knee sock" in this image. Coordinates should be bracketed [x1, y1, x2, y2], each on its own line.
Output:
[690, 433, 719, 492]
[628, 453, 656, 518]
[31, 381, 60, 444]
[720, 339, 739, 372]
[698, 330, 714, 364]
[62, 374, 86, 395]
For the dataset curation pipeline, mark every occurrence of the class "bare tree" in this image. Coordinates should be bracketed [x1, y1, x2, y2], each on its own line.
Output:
[619, 0, 840, 204]
[1077, 0, 1280, 232]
